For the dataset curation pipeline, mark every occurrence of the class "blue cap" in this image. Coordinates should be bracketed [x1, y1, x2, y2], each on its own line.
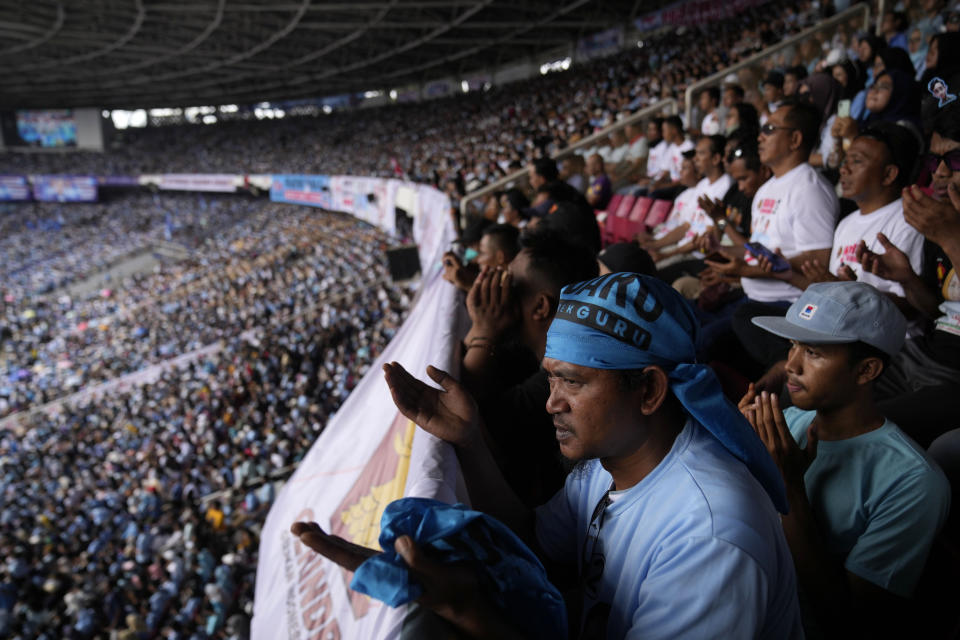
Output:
[751, 282, 906, 357]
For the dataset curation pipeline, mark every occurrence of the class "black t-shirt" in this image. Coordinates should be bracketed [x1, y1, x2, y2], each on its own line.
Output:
[722, 184, 752, 237]
[479, 366, 566, 508]
[919, 239, 960, 368]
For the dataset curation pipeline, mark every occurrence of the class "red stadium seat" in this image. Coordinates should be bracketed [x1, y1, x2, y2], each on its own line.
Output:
[600, 193, 624, 243]
[610, 195, 635, 244]
[624, 197, 654, 241]
[644, 199, 673, 229]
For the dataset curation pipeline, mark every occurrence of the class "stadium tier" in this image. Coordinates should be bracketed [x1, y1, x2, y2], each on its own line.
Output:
[1, 0, 960, 638]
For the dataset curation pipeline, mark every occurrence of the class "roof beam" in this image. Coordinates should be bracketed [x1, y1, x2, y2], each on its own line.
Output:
[298, 20, 613, 29]
[147, 2, 482, 11]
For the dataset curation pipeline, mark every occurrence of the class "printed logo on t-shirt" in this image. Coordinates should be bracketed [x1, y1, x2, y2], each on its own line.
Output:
[757, 198, 778, 215]
[799, 304, 818, 320]
[836, 244, 859, 264]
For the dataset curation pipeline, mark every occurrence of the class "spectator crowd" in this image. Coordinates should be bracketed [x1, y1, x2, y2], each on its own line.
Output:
[0, 202, 414, 638]
[3, 0, 960, 637]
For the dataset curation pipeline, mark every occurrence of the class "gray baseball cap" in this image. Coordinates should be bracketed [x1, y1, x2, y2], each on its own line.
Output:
[751, 282, 907, 357]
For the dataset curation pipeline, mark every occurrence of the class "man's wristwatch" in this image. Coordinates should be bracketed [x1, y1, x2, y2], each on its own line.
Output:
[715, 218, 728, 234]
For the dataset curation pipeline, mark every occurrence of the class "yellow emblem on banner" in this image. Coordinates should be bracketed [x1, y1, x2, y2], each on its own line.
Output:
[338, 419, 416, 549]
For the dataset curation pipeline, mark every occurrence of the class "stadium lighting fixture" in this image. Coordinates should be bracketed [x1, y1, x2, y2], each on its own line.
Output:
[111, 111, 129, 129]
[389, 90, 398, 100]
[202, 114, 217, 124]
[540, 57, 572, 75]
[461, 81, 469, 93]
[322, 105, 333, 114]
[149, 108, 183, 117]
[363, 90, 383, 99]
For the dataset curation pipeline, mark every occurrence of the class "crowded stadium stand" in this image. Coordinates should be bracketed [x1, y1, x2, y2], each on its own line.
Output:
[1, 0, 960, 638]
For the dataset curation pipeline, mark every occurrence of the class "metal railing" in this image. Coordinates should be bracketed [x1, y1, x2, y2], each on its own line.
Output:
[684, 3, 871, 124]
[459, 98, 678, 218]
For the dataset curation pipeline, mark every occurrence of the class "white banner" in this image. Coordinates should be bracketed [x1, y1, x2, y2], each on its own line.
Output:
[144, 173, 241, 192]
[252, 184, 464, 639]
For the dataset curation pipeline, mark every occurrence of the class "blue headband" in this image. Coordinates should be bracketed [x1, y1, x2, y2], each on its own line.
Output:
[545, 273, 788, 514]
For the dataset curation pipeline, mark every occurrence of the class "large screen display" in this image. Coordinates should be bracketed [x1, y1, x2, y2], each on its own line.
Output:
[0, 110, 77, 147]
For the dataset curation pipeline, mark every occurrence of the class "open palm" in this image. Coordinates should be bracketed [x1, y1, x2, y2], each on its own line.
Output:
[383, 362, 481, 448]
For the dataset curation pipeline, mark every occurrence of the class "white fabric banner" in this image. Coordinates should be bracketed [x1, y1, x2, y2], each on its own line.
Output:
[252, 182, 465, 640]
[149, 173, 241, 192]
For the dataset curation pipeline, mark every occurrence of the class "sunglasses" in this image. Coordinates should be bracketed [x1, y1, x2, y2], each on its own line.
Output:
[580, 485, 613, 600]
[759, 123, 798, 135]
[916, 150, 960, 186]
[726, 146, 755, 164]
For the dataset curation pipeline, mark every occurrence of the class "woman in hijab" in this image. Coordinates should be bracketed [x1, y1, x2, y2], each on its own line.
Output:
[724, 102, 760, 139]
[798, 72, 842, 167]
[832, 68, 922, 143]
[831, 59, 864, 100]
[851, 34, 886, 120]
[874, 46, 916, 78]
[907, 29, 929, 80]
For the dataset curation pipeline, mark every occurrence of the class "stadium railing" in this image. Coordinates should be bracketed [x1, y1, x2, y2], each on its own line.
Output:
[458, 97, 678, 219]
[684, 3, 871, 125]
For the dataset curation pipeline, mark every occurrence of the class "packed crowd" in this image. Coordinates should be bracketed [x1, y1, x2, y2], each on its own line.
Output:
[0, 194, 257, 300]
[361, 4, 960, 636]
[3, 0, 960, 637]
[0, 1, 826, 193]
[0, 207, 413, 639]
[0, 201, 397, 418]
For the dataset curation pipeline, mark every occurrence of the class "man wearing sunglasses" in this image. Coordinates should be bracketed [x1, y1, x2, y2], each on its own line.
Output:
[704, 99, 839, 345]
[729, 123, 925, 379]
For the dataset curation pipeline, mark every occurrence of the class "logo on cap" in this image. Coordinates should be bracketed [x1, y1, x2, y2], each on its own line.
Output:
[799, 304, 818, 320]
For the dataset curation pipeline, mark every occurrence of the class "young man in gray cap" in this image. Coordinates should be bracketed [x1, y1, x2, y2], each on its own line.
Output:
[746, 281, 951, 637]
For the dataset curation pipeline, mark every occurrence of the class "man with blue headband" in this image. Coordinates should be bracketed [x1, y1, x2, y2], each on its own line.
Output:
[296, 273, 802, 638]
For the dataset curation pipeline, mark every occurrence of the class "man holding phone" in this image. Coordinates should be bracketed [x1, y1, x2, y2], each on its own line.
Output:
[706, 99, 838, 307]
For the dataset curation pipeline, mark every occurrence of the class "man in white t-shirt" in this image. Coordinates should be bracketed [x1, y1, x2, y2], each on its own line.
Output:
[706, 98, 839, 305]
[698, 87, 724, 136]
[751, 123, 924, 298]
[625, 118, 670, 196]
[612, 122, 650, 190]
[605, 129, 629, 166]
[640, 150, 701, 253]
[651, 136, 734, 272]
[729, 122, 925, 378]
[662, 116, 696, 182]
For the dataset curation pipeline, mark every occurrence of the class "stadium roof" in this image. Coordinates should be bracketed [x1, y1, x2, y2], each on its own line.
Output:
[0, 0, 653, 110]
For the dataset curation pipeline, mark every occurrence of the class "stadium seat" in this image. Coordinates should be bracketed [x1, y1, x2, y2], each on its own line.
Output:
[601, 193, 624, 243]
[624, 197, 654, 242]
[644, 199, 673, 229]
[609, 195, 635, 245]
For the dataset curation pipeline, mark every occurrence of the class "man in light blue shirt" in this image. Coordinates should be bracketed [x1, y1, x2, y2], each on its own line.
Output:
[749, 282, 951, 637]
[296, 273, 803, 638]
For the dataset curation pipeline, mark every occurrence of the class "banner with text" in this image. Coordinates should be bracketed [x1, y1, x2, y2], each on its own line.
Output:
[0, 175, 30, 201]
[31, 175, 97, 202]
[272, 175, 452, 275]
[271, 174, 333, 209]
[252, 236, 466, 640]
[143, 173, 240, 192]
